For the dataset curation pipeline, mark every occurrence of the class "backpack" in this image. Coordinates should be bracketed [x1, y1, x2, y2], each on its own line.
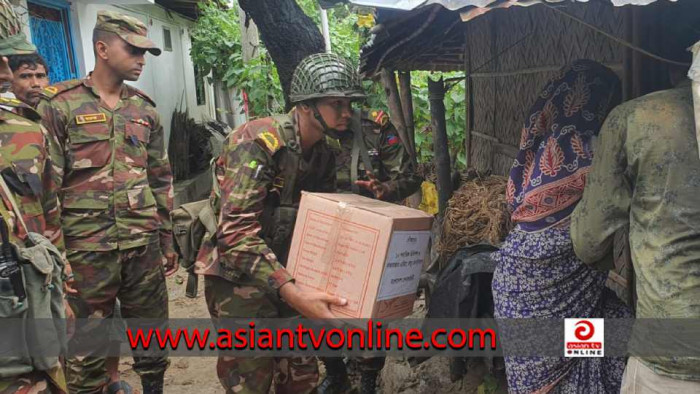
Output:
[171, 197, 217, 297]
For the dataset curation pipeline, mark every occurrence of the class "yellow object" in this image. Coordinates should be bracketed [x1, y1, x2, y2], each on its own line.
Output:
[259, 131, 280, 152]
[357, 13, 375, 28]
[418, 181, 438, 215]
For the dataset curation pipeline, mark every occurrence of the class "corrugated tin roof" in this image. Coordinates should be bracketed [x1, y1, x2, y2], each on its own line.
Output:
[325, 0, 675, 12]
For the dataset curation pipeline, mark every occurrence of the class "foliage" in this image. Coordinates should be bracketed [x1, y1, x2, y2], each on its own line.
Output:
[412, 72, 466, 170]
[190, 1, 467, 169]
[189, 2, 282, 116]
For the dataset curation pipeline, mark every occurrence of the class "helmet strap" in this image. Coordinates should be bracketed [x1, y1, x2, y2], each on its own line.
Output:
[310, 101, 332, 134]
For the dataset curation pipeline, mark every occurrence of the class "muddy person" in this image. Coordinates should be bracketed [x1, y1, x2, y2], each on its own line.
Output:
[0, 0, 74, 392]
[194, 52, 373, 393]
[38, 10, 177, 394]
[319, 87, 422, 393]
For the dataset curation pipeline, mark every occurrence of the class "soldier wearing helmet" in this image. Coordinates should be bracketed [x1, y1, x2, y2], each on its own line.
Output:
[194, 52, 363, 393]
[0, 0, 73, 392]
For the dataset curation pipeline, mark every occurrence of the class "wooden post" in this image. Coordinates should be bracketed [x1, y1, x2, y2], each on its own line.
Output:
[398, 71, 415, 156]
[464, 23, 473, 169]
[428, 77, 453, 216]
[380, 69, 415, 162]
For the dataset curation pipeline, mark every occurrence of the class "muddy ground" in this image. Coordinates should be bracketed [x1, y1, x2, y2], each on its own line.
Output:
[119, 274, 507, 393]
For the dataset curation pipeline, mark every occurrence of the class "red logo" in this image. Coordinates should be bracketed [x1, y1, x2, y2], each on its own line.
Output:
[574, 320, 595, 341]
[565, 318, 604, 357]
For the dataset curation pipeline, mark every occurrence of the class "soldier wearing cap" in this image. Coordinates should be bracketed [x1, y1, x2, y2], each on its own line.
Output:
[37, 10, 175, 394]
[0, 0, 73, 392]
[194, 52, 364, 393]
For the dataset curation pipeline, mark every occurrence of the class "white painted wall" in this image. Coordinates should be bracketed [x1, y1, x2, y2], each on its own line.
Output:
[16, 0, 216, 143]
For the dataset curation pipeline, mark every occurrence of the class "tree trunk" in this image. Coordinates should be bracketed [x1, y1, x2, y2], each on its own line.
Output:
[428, 77, 453, 217]
[238, 0, 324, 110]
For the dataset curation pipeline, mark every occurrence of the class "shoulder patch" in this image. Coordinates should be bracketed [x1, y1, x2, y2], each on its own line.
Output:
[128, 85, 156, 107]
[368, 110, 390, 127]
[257, 129, 282, 154]
[0, 97, 26, 108]
[40, 79, 82, 100]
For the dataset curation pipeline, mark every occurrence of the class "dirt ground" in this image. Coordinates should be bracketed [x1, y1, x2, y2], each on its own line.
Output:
[118, 274, 507, 393]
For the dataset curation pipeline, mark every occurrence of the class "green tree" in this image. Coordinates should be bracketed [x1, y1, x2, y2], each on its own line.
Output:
[190, 1, 467, 169]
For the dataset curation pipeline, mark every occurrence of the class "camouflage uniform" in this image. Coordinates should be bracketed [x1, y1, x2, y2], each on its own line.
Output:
[330, 109, 421, 202]
[36, 11, 172, 394]
[0, 1, 68, 392]
[195, 113, 336, 394]
[0, 99, 68, 394]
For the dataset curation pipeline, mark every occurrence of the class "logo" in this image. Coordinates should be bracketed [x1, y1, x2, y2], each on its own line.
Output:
[259, 131, 280, 153]
[564, 318, 604, 358]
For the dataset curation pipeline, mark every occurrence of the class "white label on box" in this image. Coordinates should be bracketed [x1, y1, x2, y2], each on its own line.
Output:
[376, 230, 430, 301]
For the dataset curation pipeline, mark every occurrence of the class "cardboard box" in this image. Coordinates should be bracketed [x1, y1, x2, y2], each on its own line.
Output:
[286, 192, 433, 319]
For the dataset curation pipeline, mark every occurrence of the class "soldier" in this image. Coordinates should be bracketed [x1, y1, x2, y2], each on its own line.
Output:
[37, 11, 176, 394]
[194, 52, 364, 393]
[0, 0, 73, 392]
[331, 109, 422, 202]
[319, 98, 422, 394]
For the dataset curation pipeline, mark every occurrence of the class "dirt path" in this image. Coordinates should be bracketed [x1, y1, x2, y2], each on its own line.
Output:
[121, 273, 221, 393]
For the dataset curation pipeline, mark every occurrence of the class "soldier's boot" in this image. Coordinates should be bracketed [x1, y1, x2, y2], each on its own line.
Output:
[318, 358, 352, 394]
[140, 372, 165, 394]
[360, 371, 378, 394]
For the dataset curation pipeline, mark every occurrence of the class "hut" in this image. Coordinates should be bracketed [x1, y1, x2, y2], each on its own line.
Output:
[323, 0, 700, 309]
[328, 0, 699, 183]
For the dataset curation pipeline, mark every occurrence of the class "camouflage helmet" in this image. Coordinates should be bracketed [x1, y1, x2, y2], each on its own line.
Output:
[290, 52, 365, 103]
[0, 0, 36, 56]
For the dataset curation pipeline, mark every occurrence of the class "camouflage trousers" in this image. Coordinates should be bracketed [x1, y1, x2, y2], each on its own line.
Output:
[204, 275, 319, 394]
[0, 367, 67, 394]
[65, 242, 169, 394]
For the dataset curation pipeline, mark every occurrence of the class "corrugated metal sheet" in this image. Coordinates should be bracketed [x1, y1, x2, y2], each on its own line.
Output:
[331, 0, 674, 11]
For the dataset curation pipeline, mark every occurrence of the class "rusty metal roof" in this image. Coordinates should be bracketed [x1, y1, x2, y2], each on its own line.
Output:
[324, 0, 675, 11]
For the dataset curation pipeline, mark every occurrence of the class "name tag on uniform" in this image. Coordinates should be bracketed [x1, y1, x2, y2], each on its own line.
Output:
[75, 113, 107, 125]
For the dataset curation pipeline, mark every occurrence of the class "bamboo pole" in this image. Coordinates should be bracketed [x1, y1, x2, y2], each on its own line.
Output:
[398, 71, 415, 156]
[380, 69, 415, 162]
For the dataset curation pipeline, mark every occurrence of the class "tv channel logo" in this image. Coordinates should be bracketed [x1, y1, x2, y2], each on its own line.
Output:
[564, 318, 604, 357]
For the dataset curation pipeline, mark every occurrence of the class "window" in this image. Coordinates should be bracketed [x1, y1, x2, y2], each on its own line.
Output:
[162, 27, 172, 52]
[194, 65, 206, 106]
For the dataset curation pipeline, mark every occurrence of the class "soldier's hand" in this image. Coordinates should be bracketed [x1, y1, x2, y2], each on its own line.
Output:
[279, 282, 347, 320]
[64, 299, 75, 339]
[163, 251, 179, 276]
[63, 263, 77, 295]
[355, 171, 390, 200]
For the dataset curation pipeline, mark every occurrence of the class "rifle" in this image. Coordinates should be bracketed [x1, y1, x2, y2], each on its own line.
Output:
[0, 219, 26, 301]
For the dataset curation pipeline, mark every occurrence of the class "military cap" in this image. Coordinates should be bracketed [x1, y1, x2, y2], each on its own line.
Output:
[0, 0, 36, 56]
[94, 10, 161, 56]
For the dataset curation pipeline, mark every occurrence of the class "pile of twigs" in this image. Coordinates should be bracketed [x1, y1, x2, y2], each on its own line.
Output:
[168, 109, 217, 181]
[438, 174, 512, 256]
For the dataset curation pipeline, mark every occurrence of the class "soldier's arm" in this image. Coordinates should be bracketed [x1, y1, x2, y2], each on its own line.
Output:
[379, 123, 423, 202]
[37, 100, 67, 251]
[40, 125, 65, 252]
[146, 112, 175, 257]
[217, 140, 293, 292]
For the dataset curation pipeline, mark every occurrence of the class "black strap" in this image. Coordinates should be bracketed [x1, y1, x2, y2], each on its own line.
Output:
[350, 113, 376, 194]
[271, 115, 301, 207]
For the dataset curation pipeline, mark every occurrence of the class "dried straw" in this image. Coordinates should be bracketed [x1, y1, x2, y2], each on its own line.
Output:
[438, 174, 512, 257]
